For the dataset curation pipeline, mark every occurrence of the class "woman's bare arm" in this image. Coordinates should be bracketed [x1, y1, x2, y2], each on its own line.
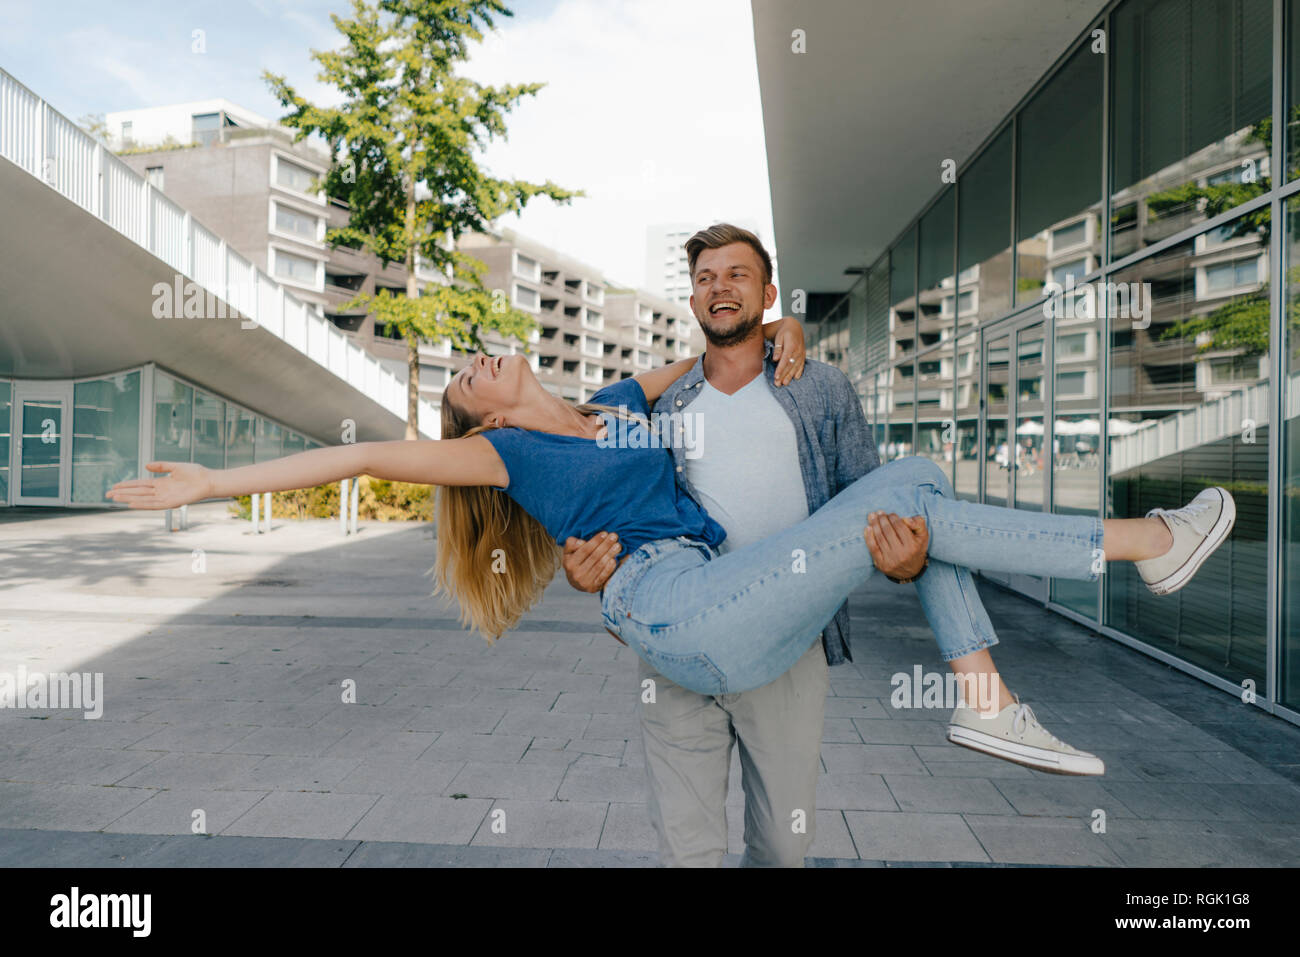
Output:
[106, 435, 507, 510]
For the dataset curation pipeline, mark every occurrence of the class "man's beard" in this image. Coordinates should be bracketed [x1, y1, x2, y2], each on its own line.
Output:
[698, 309, 762, 348]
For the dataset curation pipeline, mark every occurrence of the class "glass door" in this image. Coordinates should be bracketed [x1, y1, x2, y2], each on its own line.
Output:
[13, 383, 71, 506]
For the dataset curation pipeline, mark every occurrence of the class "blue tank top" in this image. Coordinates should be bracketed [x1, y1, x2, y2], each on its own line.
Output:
[480, 377, 726, 560]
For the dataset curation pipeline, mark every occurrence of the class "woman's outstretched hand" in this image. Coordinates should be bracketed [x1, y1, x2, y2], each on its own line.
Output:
[106, 461, 213, 510]
[769, 315, 806, 386]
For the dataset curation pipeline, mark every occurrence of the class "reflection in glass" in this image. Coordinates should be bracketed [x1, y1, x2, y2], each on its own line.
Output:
[255, 417, 283, 463]
[920, 189, 956, 346]
[1051, 301, 1102, 617]
[884, 231, 917, 461]
[985, 334, 1011, 507]
[954, 332, 980, 501]
[21, 401, 61, 498]
[847, 276, 868, 383]
[193, 392, 225, 470]
[1111, 0, 1271, 259]
[873, 368, 890, 453]
[1107, 211, 1269, 687]
[0, 382, 10, 501]
[1014, 324, 1045, 512]
[1016, 43, 1103, 306]
[958, 124, 1013, 326]
[884, 360, 915, 462]
[915, 347, 949, 466]
[153, 373, 192, 463]
[1280, 196, 1300, 710]
[72, 372, 141, 503]
[225, 405, 255, 468]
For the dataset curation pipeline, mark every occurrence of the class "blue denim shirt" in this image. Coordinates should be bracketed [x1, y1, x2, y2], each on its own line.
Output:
[652, 339, 880, 666]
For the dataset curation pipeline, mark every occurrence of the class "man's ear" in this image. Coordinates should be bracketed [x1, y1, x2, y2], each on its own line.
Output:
[763, 283, 778, 310]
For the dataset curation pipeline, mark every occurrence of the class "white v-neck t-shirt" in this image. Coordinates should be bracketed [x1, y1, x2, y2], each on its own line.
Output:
[682, 373, 809, 554]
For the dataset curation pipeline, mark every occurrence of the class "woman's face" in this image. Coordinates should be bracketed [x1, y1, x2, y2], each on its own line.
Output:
[447, 352, 536, 428]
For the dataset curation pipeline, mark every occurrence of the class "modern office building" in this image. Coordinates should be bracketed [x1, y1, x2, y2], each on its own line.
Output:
[753, 0, 1299, 724]
[105, 101, 456, 407]
[0, 71, 440, 510]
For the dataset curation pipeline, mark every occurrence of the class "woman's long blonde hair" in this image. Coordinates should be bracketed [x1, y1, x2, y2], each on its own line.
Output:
[433, 392, 646, 643]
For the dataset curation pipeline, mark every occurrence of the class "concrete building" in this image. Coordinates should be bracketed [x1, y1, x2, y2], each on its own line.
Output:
[751, 0, 1298, 725]
[0, 71, 439, 511]
[105, 101, 455, 408]
[104, 103, 709, 411]
[459, 229, 705, 403]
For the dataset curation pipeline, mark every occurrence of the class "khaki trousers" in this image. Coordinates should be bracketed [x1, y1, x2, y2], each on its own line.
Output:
[636, 636, 828, 867]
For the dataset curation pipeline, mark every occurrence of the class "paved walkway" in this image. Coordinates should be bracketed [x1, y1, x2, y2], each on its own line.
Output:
[1, 503, 1298, 867]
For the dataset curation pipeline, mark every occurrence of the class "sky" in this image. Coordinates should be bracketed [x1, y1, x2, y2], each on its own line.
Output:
[0, 0, 779, 298]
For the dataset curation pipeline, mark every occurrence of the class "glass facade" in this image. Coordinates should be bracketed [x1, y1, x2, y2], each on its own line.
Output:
[808, 0, 1300, 722]
[72, 371, 140, 503]
[0, 365, 319, 508]
[0, 382, 9, 501]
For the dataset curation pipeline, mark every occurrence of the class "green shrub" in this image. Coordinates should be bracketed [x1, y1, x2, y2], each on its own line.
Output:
[229, 475, 435, 522]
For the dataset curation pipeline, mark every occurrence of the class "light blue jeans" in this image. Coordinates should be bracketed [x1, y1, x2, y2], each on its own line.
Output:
[600, 456, 1103, 695]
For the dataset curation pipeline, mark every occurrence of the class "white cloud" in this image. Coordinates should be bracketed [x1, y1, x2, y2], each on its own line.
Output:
[462, 0, 777, 296]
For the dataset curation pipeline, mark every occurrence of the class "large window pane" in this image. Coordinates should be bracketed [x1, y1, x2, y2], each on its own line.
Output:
[72, 372, 140, 503]
[958, 124, 1013, 325]
[225, 406, 255, 468]
[1015, 324, 1046, 512]
[865, 254, 890, 370]
[915, 344, 949, 465]
[846, 275, 868, 382]
[1111, 0, 1271, 258]
[255, 417, 282, 462]
[1280, 196, 1300, 710]
[1016, 43, 1103, 305]
[193, 391, 225, 469]
[884, 361, 914, 462]
[1051, 303, 1102, 618]
[873, 368, 890, 453]
[1289, 0, 1300, 181]
[890, 227, 917, 362]
[1107, 210, 1269, 687]
[884, 232, 917, 460]
[919, 188, 956, 349]
[153, 372, 192, 462]
[20, 400, 61, 498]
[985, 333, 1012, 507]
[0, 382, 10, 502]
[954, 332, 981, 501]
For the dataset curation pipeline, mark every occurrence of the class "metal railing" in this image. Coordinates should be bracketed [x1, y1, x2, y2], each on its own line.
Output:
[0, 66, 439, 439]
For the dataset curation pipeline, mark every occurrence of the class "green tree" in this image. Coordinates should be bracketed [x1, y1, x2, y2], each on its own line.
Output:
[265, 0, 582, 438]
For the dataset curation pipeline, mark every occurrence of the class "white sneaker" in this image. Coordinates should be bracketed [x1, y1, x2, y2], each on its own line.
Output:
[1134, 487, 1236, 596]
[947, 696, 1105, 776]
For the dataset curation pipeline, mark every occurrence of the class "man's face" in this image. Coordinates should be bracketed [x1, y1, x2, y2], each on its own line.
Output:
[689, 242, 776, 347]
